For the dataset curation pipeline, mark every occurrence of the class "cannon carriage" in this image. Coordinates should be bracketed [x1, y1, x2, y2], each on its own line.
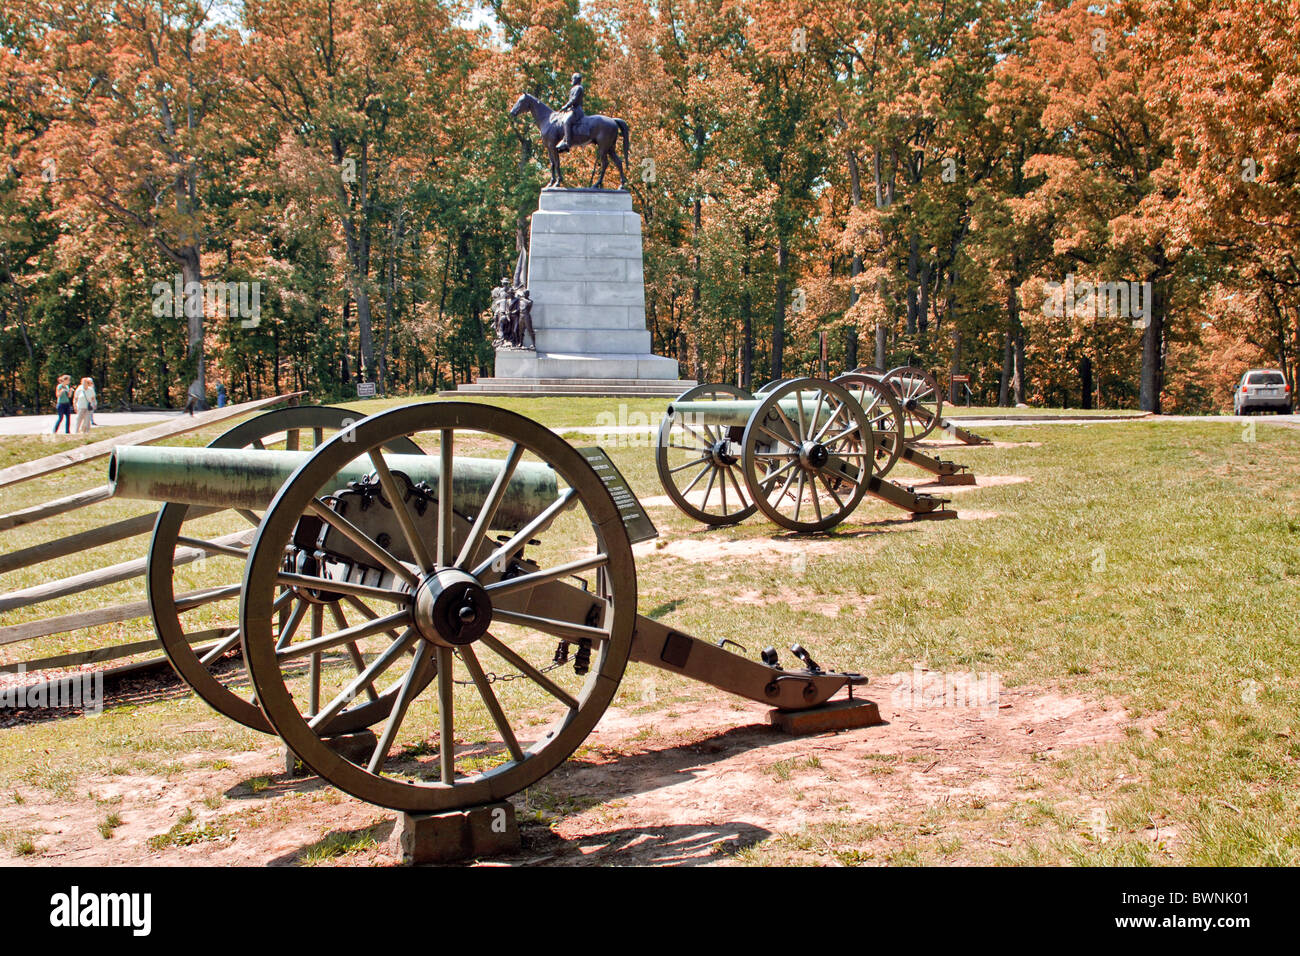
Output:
[654, 370, 977, 532]
[108, 402, 870, 819]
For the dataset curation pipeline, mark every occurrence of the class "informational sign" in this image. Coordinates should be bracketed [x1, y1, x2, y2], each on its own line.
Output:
[356, 381, 377, 398]
[951, 374, 971, 384]
[577, 447, 659, 544]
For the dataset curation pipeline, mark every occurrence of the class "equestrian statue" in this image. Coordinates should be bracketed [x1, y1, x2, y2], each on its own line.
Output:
[509, 73, 630, 189]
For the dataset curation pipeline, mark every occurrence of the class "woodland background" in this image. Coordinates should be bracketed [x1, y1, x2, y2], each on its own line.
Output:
[1, 0, 1296, 413]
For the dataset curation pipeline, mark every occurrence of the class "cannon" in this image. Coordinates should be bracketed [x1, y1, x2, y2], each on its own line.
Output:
[656, 376, 957, 531]
[110, 402, 870, 818]
[853, 364, 991, 448]
[839, 368, 977, 485]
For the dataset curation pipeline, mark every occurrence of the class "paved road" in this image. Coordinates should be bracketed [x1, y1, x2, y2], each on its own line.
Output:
[5, 408, 1295, 439]
[951, 413, 1299, 427]
[0, 411, 182, 436]
[561, 412, 1300, 435]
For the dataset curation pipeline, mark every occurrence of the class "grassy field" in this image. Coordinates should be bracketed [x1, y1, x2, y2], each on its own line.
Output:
[0, 395, 1296, 865]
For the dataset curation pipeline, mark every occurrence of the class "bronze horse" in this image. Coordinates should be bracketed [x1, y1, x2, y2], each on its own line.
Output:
[510, 93, 629, 189]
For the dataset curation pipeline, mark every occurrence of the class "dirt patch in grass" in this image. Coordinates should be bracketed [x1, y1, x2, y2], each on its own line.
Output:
[633, 528, 904, 564]
[504, 677, 1145, 865]
[713, 586, 878, 617]
[0, 675, 1144, 867]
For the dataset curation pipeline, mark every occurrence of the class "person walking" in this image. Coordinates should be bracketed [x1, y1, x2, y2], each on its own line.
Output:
[216, 381, 227, 408]
[74, 377, 95, 433]
[51, 374, 73, 434]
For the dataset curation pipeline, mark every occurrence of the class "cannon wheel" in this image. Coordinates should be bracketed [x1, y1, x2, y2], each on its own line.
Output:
[832, 372, 905, 478]
[741, 378, 873, 533]
[883, 365, 944, 442]
[655, 383, 759, 526]
[755, 378, 790, 395]
[147, 405, 423, 733]
[240, 402, 637, 812]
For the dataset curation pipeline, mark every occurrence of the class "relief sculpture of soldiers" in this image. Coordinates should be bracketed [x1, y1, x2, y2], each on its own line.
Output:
[510, 72, 630, 189]
[490, 275, 536, 350]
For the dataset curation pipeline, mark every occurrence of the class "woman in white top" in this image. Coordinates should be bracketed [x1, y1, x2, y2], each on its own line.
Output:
[74, 377, 95, 433]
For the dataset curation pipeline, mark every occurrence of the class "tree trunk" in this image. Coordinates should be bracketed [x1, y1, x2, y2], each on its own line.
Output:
[741, 234, 753, 388]
[180, 248, 205, 408]
[692, 191, 702, 381]
[1013, 325, 1025, 405]
[772, 236, 788, 379]
[1080, 355, 1093, 410]
[905, 232, 920, 335]
[846, 146, 863, 372]
[950, 326, 962, 405]
[337, 141, 376, 382]
[999, 327, 1013, 407]
[341, 295, 352, 385]
[1139, 280, 1164, 413]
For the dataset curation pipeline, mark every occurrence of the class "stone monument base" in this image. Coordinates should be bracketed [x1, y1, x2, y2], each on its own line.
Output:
[451, 374, 696, 398]
[457, 188, 693, 398]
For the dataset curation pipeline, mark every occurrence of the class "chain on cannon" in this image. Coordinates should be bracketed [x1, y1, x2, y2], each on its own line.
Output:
[108, 402, 871, 820]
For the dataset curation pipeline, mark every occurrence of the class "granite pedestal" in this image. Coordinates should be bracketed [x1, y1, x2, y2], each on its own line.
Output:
[460, 189, 693, 397]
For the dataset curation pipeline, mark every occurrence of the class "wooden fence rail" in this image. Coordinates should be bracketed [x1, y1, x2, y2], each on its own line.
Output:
[0, 392, 305, 682]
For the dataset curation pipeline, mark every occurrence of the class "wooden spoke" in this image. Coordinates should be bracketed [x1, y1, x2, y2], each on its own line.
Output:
[437, 430, 454, 567]
[198, 627, 242, 665]
[274, 572, 411, 605]
[455, 443, 523, 570]
[669, 455, 710, 476]
[471, 488, 577, 579]
[275, 598, 309, 651]
[176, 536, 250, 560]
[368, 642, 435, 774]
[485, 553, 609, 598]
[700, 464, 718, 509]
[491, 609, 610, 645]
[460, 646, 524, 764]
[369, 449, 435, 573]
[437, 646, 455, 784]
[308, 629, 416, 731]
[479, 633, 578, 710]
[277, 610, 412, 662]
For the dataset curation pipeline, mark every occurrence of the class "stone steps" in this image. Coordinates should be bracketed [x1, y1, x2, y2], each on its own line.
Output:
[449, 377, 697, 398]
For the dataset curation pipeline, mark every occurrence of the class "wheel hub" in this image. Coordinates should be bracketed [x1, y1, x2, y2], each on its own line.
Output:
[799, 441, 829, 470]
[413, 569, 493, 646]
[708, 439, 738, 467]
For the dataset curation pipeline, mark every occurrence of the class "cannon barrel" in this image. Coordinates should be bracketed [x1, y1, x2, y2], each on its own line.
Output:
[666, 396, 838, 430]
[108, 446, 557, 531]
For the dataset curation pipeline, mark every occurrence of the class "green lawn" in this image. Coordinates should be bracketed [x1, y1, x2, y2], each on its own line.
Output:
[0, 394, 1296, 865]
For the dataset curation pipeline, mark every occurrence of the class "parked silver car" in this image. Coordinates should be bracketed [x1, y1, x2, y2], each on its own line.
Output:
[1233, 369, 1293, 414]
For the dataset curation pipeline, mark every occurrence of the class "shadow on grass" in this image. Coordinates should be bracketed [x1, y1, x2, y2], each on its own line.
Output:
[514, 821, 770, 866]
[272, 818, 396, 866]
[226, 769, 330, 802]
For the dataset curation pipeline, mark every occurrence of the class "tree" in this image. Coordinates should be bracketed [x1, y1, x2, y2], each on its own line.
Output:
[11, 0, 237, 406]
